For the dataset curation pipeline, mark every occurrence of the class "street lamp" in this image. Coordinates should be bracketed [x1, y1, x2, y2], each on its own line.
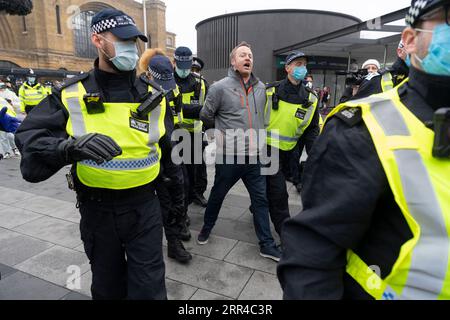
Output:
[143, 0, 148, 50]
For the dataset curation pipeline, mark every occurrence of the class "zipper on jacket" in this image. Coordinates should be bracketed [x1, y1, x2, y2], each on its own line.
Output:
[240, 81, 254, 153]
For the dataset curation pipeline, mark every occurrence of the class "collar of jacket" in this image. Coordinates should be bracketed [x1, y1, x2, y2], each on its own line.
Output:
[407, 66, 450, 111]
[174, 72, 197, 92]
[93, 58, 136, 90]
[25, 82, 40, 89]
[276, 78, 310, 104]
[227, 67, 260, 88]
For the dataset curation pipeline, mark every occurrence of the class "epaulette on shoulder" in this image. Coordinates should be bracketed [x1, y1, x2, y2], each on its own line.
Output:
[56, 72, 89, 91]
[333, 107, 363, 127]
[265, 81, 281, 89]
[191, 72, 205, 81]
[305, 85, 318, 98]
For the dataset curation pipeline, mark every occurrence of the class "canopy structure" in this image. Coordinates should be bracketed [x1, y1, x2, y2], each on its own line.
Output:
[274, 7, 409, 70]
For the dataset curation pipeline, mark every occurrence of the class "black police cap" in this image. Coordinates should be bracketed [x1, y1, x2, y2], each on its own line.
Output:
[192, 57, 205, 70]
[174, 47, 193, 69]
[90, 8, 148, 42]
[406, 0, 450, 26]
[285, 51, 308, 65]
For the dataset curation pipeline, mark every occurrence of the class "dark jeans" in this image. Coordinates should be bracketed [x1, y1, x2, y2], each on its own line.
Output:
[186, 132, 208, 200]
[203, 160, 276, 248]
[78, 192, 167, 300]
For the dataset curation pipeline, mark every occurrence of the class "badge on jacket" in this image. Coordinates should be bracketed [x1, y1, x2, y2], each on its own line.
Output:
[295, 108, 307, 120]
[129, 117, 149, 133]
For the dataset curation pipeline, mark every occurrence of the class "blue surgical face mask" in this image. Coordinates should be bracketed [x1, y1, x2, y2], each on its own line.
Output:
[414, 23, 450, 76]
[292, 66, 308, 82]
[27, 77, 36, 85]
[100, 36, 139, 72]
[176, 67, 191, 79]
[405, 54, 411, 67]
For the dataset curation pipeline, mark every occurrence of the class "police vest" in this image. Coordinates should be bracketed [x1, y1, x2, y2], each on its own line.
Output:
[381, 72, 394, 92]
[318, 114, 324, 131]
[61, 81, 166, 190]
[149, 85, 183, 126]
[326, 83, 450, 300]
[265, 87, 318, 151]
[180, 78, 206, 133]
[19, 83, 46, 112]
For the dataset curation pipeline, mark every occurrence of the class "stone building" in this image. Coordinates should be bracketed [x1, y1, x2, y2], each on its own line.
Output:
[0, 0, 175, 72]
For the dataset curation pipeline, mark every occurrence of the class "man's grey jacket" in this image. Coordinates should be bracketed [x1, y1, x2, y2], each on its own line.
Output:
[200, 68, 267, 157]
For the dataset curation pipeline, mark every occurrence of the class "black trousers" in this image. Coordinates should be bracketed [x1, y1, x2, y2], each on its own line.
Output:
[156, 179, 182, 243]
[78, 192, 167, 300]
[267, 149, 290, 237]
[185, 131, 208, 201]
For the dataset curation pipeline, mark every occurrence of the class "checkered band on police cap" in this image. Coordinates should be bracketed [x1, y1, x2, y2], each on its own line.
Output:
[406, 0, 431, 26]
[174, 54, 193, 62]
[91, 15, 136, 34]
[149, 68, 174, 82]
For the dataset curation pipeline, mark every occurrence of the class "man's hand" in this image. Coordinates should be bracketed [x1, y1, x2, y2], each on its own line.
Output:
[0, 107, 21, 133]
[58, 133, 122, 165]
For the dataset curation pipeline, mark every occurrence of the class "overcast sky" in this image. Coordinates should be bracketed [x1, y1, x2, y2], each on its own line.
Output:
[159, 0, 411, 53]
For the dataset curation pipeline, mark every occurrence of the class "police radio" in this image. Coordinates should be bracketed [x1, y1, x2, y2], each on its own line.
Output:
[136, 89, 165, 119]
[432, 108, 450, 159]
[272, 93, 279, 110]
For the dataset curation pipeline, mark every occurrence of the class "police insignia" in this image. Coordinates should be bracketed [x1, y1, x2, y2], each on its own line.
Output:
[295, 108, 307, 120]
[129, 118, 149, 133]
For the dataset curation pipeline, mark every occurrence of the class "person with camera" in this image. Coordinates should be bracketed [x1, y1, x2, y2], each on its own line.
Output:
[278, 0, 450, 300]
[14, 9, 176, 300]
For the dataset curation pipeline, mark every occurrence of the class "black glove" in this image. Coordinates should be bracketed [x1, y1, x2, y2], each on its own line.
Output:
[58, 133, 122, 165]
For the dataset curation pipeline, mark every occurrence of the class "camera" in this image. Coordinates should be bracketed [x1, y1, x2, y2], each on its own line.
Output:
[344, 69, 369, 87]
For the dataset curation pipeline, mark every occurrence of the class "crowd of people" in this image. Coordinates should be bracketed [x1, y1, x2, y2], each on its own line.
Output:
[2, 0, 449, 300]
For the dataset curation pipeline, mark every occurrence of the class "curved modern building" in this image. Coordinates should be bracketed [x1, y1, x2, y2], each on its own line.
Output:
[196, 9, 362, 83]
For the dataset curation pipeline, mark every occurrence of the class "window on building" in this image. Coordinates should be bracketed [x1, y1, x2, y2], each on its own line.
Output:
[22, 16, 27, 32]
[73, 10, 97, 59]
[56, 5, 62, 34]
[166, 37, 173, 47]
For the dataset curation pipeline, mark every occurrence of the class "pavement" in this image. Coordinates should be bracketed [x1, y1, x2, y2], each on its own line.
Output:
[0, 152, 303, 300]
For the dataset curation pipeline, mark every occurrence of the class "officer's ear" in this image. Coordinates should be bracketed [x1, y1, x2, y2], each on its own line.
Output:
[91, 33, 103, 49]
[402, 27, 418, 57]
[285, 63, 291, 74]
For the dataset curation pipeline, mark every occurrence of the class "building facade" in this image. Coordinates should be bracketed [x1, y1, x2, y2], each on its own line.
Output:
[0, 0, 176, 72]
